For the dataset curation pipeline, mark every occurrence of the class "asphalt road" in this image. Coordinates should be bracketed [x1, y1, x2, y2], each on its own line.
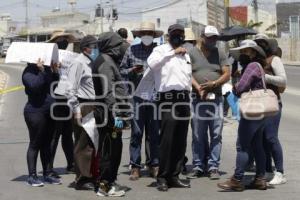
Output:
[0, 64, 299, 200]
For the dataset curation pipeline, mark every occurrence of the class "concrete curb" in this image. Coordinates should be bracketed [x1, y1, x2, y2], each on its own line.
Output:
[283, 61, 300, 66]
[0, 70, 9, 94]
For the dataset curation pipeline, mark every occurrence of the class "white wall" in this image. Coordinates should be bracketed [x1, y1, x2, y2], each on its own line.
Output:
[142, 0, 207, 33]
[247, 6, 277, 34]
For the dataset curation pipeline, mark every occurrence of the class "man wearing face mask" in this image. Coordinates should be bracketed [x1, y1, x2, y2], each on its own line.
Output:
[187, 25, 230, 180]
[65, 35, 99, 190]
[148, 24, 192, 192]
[183, 28, 197, 51]
[120, 22, 163, 181]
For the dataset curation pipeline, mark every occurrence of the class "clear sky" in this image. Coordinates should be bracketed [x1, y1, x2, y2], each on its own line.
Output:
[0, 0, 297, 26]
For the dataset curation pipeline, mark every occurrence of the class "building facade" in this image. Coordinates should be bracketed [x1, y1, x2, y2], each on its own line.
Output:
[230, 6, 277, 35]
[0, 14, 17, 38]
[142, 0, 225, 37]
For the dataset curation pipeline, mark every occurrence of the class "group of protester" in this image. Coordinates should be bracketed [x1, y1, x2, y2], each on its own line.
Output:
[21, 20, 287, 196]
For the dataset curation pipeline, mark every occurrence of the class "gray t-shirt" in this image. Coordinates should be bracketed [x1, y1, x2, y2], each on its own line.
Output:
[189, 46, 230, 95]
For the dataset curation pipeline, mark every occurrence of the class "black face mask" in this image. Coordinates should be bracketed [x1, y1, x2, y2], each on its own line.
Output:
[169, 34, 185, 48]
[57, 39, 69, 50]
[204, 41, 217, 50]
[239, 54, 251, 67]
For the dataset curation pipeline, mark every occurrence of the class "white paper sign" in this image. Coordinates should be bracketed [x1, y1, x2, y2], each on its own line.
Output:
[82, 112, 99, 152]
[134, 68, 155, 101]
[5, 42, 59, 66]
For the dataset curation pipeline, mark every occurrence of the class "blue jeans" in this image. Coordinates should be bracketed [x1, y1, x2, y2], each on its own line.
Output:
[191, 96, 224, 172]
[234, 118, 266, 180]
[264, 103, 284, 173]
[130, 96, 160, 168]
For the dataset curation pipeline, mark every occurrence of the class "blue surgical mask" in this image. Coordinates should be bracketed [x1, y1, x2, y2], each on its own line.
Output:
[89, 48, 99, 61]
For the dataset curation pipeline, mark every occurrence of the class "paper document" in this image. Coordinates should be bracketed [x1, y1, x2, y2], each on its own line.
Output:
[134, 68, 155, 101]
[5, 42, 59, 66]
[82, 112, 99, 152]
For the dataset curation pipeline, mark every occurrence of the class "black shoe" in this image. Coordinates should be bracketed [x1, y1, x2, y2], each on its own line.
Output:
[186, 169, 205, 179]
[66, 166, 75, 174]
[168, 178, 190, 188]
[157, 182, 168, 192]
[75, 181, 95, 190]
[48, 171, 61, 179]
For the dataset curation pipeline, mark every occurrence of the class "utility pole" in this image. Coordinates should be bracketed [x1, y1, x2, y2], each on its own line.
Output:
[214, 0, 219, 28]
[109, 0, 114, 31]
[224, 0, 230, 28]
[252, 0, 259, 23]
[100, 0, 103, 34]
[24, 0, 29, 41]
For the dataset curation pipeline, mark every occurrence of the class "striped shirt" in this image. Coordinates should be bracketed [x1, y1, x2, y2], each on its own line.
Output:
[234, 62, 264, 96]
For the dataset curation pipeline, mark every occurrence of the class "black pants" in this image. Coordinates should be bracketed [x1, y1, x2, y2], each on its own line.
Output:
[95, 107, 123, 184]
[97, 126, 123, 184]
[49, 98, 74, 170]
[24, 111, 54, 176]
[157, 90, 190, 183]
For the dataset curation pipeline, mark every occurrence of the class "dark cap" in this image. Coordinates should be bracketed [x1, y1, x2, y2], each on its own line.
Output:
[168, 24, 184, 34]
[80, 35, 97, 50]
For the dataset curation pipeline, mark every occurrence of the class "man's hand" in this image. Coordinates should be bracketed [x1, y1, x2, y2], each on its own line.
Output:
[174, 47, 187, 55]
[132, 66, 144, 74]
[51, 61, 60, 73]
[114, 117, 124, 129]
[201, 81, 217, 91]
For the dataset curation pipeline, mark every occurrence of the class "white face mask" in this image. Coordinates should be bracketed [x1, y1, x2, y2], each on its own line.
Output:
[141, 35, 154, 46]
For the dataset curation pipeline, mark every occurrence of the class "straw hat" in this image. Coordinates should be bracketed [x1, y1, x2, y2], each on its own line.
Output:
[184, 28, 196, 41]
[47, 30, 77, 43]
[230, 39, 266, 59]
[131, 22, 163, 38]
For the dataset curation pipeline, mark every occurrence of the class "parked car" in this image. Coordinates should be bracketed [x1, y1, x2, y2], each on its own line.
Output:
[1, 45, 9, 57]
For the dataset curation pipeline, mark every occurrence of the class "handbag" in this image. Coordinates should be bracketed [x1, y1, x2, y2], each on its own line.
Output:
[239, 62, 279, 119]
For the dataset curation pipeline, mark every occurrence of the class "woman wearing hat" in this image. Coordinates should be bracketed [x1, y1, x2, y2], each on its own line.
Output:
[254, 35, 287, 185]
[48, 30, 77, 177]
[218, 40, 268, 191]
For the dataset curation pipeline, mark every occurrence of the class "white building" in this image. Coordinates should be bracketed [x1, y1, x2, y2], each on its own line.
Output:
[247, 7, 277, 35]
[41, 10, 90, 28]
[142, 0, 225, 37]
[0, 14, 17, 38]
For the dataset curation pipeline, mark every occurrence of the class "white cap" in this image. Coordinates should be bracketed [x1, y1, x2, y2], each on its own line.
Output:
[204, 25, 220, 37]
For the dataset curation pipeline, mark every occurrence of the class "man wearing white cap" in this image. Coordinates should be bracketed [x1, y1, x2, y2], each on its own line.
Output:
[187, 25, 230, 180]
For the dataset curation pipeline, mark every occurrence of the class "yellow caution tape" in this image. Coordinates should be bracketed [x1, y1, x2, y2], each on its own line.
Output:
[0, 86, 25, 95]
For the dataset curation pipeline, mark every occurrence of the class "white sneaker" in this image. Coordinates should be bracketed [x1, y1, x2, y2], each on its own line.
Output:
[269, 172, 287, 185]
[108, 186, 125, 197]
[96, 188, 108, 197]
[265, 172, 274, 182]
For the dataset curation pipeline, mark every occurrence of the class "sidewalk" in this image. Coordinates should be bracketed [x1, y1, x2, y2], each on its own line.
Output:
[0, 70, 9, 93]
[283, 60, 300, 66]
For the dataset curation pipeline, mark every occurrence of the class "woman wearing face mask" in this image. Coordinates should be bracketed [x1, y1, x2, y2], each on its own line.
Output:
[254, 34, 287, 185]
[218, 40, 269, 191]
